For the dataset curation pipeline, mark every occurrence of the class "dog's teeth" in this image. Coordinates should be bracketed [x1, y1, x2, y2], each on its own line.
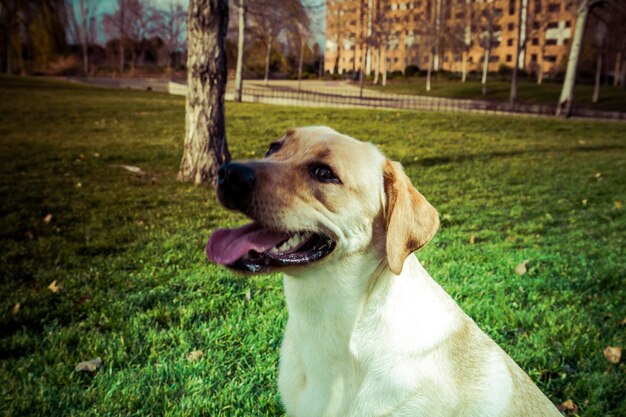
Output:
[271, 232, 312, 253]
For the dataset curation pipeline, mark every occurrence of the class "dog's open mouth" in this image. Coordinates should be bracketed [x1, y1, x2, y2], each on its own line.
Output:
[206, 223, 336, 273]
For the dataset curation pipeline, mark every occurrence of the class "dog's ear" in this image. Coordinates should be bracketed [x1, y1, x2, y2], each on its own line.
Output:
[383, 160, 439, 275]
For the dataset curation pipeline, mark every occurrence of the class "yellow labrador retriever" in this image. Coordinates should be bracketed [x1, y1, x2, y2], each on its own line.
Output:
[206, 126, 561, 417]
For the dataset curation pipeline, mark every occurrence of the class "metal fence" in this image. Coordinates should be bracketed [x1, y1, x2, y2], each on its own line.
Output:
[69, 77, 626, 121]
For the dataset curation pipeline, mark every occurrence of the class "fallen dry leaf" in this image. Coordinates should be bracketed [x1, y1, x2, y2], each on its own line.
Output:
[615, 201, 623, 209]
[75, 182, 82, 188]
[43, 213, 53, 223]
[557, 399, 578, 413]
[187, 350, 203, 361]
[514, 260, 529, 276]
[25, 231, 34, 240]
[75, 357, 102, 373]
[469, 234, 475, 245]
[93, 152, 100, 158]
[594, 172, 602, 178]
[582, 199, 588, 206]
[621, 317, 626, 325]
[48, 280, 60, 293]
[12, 303, 20, 315]
[603, 346, 621, 364]
[115, 164, 143, 174]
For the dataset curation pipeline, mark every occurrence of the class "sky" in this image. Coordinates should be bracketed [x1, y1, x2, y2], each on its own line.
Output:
[88, 0, 326, 46]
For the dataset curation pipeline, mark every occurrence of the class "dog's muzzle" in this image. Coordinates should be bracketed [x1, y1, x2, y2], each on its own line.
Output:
[217, 162, 256, 211]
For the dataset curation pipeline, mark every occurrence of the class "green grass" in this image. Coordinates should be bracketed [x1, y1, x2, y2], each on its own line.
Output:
[1, 75, 625, 416]
[367, 76, 626, 112]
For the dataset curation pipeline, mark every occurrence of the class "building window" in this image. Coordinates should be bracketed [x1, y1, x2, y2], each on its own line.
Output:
[508, 23, 514, 31]
[489, 56, 500, 63]
[545, 55, 557, 63]
[565, 21, 571, 28]
[534, 0, 542, 12]
[548, 3, 560, 12]
[547, 22, 558, 29]
[563, 39, 569, 46]
[531, 54, 538, 62]
[546, 39, 557, 45]
[506, 55, 512, 62]
[507, 39, 514, 46]
[532, 38, 539, 45]
[532, 21, 540, 30]
[494, 8, 503, 16]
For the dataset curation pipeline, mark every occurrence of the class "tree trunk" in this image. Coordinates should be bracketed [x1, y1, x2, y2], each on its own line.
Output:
[614, 51, 622, 87]
[178, 0, 231, 186]
[234, 0, 245, 102]
[537, 48, 544, 84]
[382, 45, 387, 86]
[373, 47, 380, 85]
[482, 46, 490, 96]
[119, 0, 125, 73]
[426, 49, 433, 92]
[434, 0, 442, 71]
[264, 36, 272, 86]
[510, 0, 526, 103]
[592, 52, 602, 103]
[298, 37, 305, 91]
[79, 0, 89, 75]
[461, 50, 468, 82]
[556, 0, 589, 117]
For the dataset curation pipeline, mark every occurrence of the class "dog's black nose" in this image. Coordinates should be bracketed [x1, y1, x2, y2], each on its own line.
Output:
[217, 163, 257, 211]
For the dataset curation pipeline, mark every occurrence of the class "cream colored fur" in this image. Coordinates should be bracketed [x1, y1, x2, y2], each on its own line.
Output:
[250, 127, 561, 417]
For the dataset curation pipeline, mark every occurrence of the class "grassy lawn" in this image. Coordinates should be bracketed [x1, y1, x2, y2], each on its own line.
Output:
[1, 76, 625, 416]
[367, 76, 626, 112]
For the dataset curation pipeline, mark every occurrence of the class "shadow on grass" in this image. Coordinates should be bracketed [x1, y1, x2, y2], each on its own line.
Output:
[403, 144, 626, 167]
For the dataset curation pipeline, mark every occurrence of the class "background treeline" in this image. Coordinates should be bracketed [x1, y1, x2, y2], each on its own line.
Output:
[0, 0, 323, 79]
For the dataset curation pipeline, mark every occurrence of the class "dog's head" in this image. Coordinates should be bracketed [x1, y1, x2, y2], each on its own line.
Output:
[206, 126, 438, 275]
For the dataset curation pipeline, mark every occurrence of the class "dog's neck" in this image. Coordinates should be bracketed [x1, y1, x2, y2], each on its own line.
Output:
[282, 250, 393, 341]
[283, 253, 464, 356]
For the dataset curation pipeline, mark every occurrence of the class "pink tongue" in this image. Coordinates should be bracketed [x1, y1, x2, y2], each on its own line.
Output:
[206, 223, 290, 266]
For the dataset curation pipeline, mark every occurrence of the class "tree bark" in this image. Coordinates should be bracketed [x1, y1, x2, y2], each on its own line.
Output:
[178, 0, 231, 186]
[556, 0, 589, 117]
[235, 0, 245, 102]
[592, 52, 602, 103]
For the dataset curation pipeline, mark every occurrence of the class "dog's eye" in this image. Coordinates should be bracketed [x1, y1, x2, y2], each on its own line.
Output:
[265, 142, 282, 157]
[309, 164, 341, 184]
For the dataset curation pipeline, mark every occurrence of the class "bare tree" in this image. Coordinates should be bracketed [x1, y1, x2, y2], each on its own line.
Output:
[527, 2, 550, 85]
[510, 0, 529, 103]
[64, 0, 97, 74]
[103, 0, 133, 72]
[556, 0, 591, 116]
[414, 0, 440, 92]
[234, 0, 245, 101]
[475, 1, 501, 96]
[178, 0, 230, 185]
[153, 2, 185, 72]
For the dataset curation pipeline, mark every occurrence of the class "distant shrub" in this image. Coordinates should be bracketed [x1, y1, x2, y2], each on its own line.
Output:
[404, 65, 420, 77]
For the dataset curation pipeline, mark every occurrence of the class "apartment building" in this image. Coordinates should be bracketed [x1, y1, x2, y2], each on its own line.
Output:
[325, 0, 579, 76]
